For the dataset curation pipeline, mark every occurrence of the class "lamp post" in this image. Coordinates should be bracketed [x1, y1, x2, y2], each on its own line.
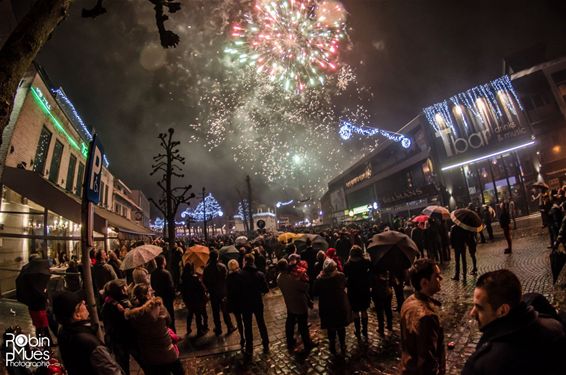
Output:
[202, 187, 208, 242]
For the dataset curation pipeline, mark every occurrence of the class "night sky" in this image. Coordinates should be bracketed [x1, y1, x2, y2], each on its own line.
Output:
[12, 0, 566, 218]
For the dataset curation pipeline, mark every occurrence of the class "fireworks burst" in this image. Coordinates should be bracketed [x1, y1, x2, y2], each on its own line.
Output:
[225, 0, 347, 94]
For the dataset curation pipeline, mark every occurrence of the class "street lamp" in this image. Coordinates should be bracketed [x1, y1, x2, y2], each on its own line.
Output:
[202, 187, 207, 241]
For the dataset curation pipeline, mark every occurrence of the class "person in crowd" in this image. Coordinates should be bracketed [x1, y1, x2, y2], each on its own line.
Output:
[180, 262, 209, 337]
[343, 245, 371, 339]
[499, 202, 513, 254]
[202, 250, 236, 336]
[65, 259, 82, 292]
[399, 258, 445, 375]
[92, 249, 118, 301]
[126, 284, 183, 375]
[411, 222, 426, 258]
[439, 219, 451, 262]
[300, 238, 318, 295]
[549, 196, 564, 250]
[481, 204, 495, 242]
[252, 246, 267, 274]
[372, 267, 393, 335]
[53, 290, 123, 375]
[425, 217, 441, 261]
[462, 270, 566, 374]
[450, 224, 469, 282]
[107, 250, 124, 279]
[151, 255, 177, 332]
[226, 259, 245, 350]
[277, 258, 317, 353]
[313, 250, 326, 279]
[132, 260, 154, 287]
[325, 247, 343, 272]
[335, 231, 352, 266]
[101, 279, 134, 374]
[313, 258, 353, 356]
[240, 253, 270, 355]
[466, 226, 478, 276]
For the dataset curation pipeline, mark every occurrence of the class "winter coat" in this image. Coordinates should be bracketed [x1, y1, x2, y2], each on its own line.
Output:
[450, 224, 469, 250]
[343, 258, 372, 311]
[399, 292, 445, 375]
[335, 237, 352, 263]
[226, 270, 244, 314]
[313, 272, 353, 330]
[202, 262, 228, 298]
[92, 262, 117, 293]
[58, 320, 123, 375]
[239, 265, 269, 313]
[277, 271, 310, 315]
[410, 227, 426, 253]
[125, 297, 177, 366]
[300, 246, 318, 281]
[151, 268, 176, 304]
[180, 271, 208, 311]
[462, 302, 566, 375]
[499, 209, 511, 229]
[101, 296, 134, 348]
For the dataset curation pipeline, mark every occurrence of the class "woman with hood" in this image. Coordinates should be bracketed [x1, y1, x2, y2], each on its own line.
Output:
[126, 284, 183, 375]
[313, 258, 353, 355]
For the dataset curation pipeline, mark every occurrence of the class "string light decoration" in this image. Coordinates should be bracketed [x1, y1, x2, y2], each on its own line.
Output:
[225, 0, 347, 93]
[339, 121, 412, 149]
[276, 199, 294, 208]
[181, 193, 224, 221]
[51, 87, 110, 167]
[234, 199, 250, 220]
[423, 75, 523, 132]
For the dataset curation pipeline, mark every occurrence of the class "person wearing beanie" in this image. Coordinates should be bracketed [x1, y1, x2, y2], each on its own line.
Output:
[53, 291, 123, 375]
[325, 248, 343, 272]
[313, 258, 353, 355]
[344, 245, 371, 339]
[202, 250, 236, 336]
[226, 259, 245, 349]
[101, 279, 134, 374]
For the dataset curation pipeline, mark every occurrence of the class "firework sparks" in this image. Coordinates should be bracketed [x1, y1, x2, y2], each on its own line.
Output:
[225, 0, 346, 94]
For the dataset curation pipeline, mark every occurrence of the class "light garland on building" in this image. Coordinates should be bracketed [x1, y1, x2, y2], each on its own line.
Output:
[423, 75, 524, 133]
[181, 193, 224, 221]
[339, 121, 412, 149]
[275, 199, 293, 208]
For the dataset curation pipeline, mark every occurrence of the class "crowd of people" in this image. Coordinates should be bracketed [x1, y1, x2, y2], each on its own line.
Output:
[10, 190, 566, 375]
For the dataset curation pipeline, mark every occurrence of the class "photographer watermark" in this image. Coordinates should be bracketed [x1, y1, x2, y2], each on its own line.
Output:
[4, 333, 50, 368]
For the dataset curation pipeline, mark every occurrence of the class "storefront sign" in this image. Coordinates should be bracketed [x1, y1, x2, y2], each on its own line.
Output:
[346, 165, 372, 188]
[379, 184, 438, 207]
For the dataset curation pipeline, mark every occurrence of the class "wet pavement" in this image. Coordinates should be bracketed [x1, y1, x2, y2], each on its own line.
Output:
[2, 214, 566, 375]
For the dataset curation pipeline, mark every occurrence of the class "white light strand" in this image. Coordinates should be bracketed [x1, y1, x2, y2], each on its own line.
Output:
[339, 121, 412, 149]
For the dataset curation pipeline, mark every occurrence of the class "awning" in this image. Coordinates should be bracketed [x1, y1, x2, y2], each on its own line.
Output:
[2, 167, 153, 237]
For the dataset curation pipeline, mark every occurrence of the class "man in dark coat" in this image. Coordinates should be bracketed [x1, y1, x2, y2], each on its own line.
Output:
[53, 291, 124, 375]
[151, 255, 177, 332]
[240, 253, 270, 355]
[202, 250, 236, 336]
[92, 249, 117, 299]
[399, 259, 445, 375]
[277, 259, 317, 353]
[300, 239, 318, 295]
[335, 232, 352, 266]
[450, 224, 469, 282]
[463, 269, 566, 375]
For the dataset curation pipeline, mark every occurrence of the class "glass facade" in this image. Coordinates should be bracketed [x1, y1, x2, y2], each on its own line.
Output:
[65, 154, 77, 192]
[48, 139, 64, 183]
[33, 126, 52, 175]
[76, 162, 85, 196]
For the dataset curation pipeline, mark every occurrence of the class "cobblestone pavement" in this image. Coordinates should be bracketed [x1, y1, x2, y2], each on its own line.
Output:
[2, 215, 566, 375]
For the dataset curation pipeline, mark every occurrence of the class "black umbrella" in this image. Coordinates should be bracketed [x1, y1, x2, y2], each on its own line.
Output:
[367, 230, 420, 274]
[550, 249, 566, 284]
[450, 208, 483, 233]
[15, 259, 51, 306]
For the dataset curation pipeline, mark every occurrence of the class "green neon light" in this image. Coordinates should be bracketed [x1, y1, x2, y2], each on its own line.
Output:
[30, 86, 84, 156]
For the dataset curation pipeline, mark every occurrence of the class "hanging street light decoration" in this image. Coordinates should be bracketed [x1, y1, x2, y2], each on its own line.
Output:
[339, 121, 412, 149]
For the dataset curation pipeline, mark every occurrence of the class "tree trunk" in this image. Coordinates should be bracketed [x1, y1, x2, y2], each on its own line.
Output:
[0, 0, 73, 159]
[246, 175, 254, 238]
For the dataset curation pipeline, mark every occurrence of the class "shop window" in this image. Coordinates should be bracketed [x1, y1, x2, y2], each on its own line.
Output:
[33, 126, 52, 175]
[76, 162, 85, 196]
[551, 69, 566, 104]
[48, 140, 64, 184]
[65, 154, 77, 192]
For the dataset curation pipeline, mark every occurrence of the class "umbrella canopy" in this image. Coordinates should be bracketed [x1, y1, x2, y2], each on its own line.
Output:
[15, 259, 51, 306]
[367, 231, 419, 274]
[450, 208, 483, 233]
[533, 182, 549, 191]
[183, 245, 210, 273]
[277, 232, 301, 244]
[550, 249, 566, 284]
[235, 236, 248, 246]
[219, 245, 240, 263]
[411, 214, 429, 223]
[121, 244, 163, 270]
[422, 205, 450, 220]
[293, 234, 329, 251]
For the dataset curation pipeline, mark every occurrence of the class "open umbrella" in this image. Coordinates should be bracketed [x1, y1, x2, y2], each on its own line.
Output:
[533, 182, 549, 191]
[15, 259, 51, 306]
[422, 205, 450, 219]
[550, 249, 566, 284]
[366, 231, 420, 274]
[450, 208, 483, 232]
[277, 232, 301, 244]
[219, 245, 240, 263]
[293, 234, 329, 251]
[411, 214, 429, 223]
[120, 244, 163, 270]
[183, 245, 210, 273]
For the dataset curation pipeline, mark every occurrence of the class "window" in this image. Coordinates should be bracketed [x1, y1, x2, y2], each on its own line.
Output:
[552, 69, 566, 104]
[33, 126, 52, 174]
[48, 140, 64, 183]
[65, 154, 77, 192]
[99, 182, 105, 205]
[76, 162, 85, 196]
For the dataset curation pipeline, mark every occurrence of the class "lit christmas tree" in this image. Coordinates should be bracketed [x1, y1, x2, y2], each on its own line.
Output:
[181, 193, 223, 221]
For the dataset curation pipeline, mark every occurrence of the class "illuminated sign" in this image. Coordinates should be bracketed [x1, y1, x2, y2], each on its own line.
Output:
[346, 165, 372, 189]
